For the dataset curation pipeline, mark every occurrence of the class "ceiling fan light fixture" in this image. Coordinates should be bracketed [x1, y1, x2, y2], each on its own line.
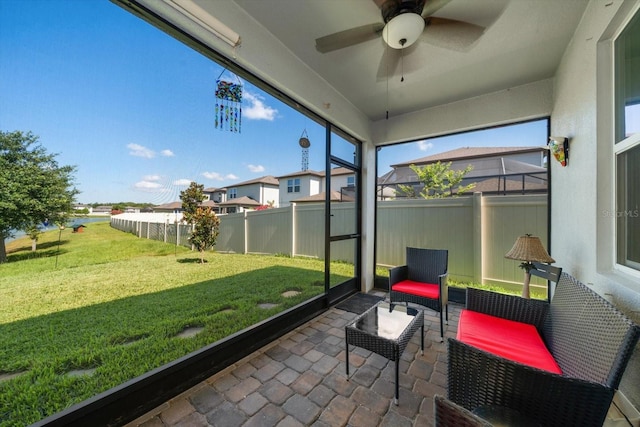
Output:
[382, 13, 425, 49]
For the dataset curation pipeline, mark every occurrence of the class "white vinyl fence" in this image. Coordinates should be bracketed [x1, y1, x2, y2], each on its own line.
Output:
[110, 193, 548, 287]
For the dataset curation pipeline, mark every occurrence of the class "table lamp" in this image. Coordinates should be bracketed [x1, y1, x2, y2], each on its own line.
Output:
[505, 234, 555, 298]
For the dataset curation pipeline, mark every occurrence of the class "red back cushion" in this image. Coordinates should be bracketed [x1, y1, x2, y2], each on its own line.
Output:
[457, 309, 562, 374]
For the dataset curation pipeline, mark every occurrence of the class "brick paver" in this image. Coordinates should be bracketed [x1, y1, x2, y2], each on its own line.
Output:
[125, 295, 462, 427]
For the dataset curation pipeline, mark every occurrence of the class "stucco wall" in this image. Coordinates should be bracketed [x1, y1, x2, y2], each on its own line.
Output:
[551, 0, 640, 410]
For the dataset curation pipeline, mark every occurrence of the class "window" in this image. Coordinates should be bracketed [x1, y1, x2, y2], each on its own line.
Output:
[615, 9, 640, 271]
[347, 176, 355, 187]
[287, 178, 300, 193]
[228, 188, 237, 199]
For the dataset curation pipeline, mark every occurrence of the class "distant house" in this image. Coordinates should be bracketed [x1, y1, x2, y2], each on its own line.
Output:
[379, 146, 549, 198]
[203, 187, 226, 204]
[291, 191, 354, 204]
[92, 205, 113, 215]
[277, 170, 323, 207]
[153, 201, 183, 214]
[217, 196, 261, 213]
[154, 200, 220, 214]
[277, 167, 356, 207]
[73, 204, 93, 214]
[219, 175, 279, 213]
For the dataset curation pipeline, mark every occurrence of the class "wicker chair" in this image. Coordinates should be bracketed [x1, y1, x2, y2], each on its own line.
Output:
[529, 261, 562, 302]
[434, 395, 492, 427]
[389, 247, 448, 340]
[447, 273, 640, 427]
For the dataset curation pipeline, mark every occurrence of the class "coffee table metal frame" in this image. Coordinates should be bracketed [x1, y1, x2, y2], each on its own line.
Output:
[345, 301, 424, 405]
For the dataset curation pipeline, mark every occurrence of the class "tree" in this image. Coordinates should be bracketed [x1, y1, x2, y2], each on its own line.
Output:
[188, 207, 220, 263]
[180, 182, 220, 263]
[0, 131, 78, 263]
[180, 182, 205, 225]
[397, 161, 475, 199]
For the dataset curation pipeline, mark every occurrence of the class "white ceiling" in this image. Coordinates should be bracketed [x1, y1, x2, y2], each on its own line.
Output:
[127, 0, 589, 135]
[231, 0, 588, 120]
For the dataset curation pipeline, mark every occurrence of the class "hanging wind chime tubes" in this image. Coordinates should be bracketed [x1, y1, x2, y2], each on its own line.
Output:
[214, 71, 242, 133]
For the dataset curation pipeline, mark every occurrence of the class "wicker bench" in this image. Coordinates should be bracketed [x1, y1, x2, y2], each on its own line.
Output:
[447, 272, 640, 427]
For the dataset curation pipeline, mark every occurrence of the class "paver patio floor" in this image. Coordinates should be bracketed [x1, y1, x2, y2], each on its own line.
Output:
[125, 293, 462, 427]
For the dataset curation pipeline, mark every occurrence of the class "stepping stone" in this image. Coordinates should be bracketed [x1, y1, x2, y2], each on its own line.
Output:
[176, 326, 205, 338]
[66, 368, 96, 377]
[0, 371, 27, 383]
[258, 303, 278, 309]
[281, 290, 301, 298]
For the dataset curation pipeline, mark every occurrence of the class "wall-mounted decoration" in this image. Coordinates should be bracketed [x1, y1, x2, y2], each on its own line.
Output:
[215, 71, 242, 133]
[548, 136, 569, 167]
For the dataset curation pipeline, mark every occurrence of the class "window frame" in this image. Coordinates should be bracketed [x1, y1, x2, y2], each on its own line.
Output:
[287, 178, 300, 193]
[614, 6, 640, 275]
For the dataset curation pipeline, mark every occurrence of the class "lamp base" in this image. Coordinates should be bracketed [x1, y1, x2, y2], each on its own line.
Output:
[522, 271, 531, 299]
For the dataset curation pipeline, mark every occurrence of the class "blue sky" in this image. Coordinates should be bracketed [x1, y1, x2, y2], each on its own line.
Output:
[1, 0, 549, 204]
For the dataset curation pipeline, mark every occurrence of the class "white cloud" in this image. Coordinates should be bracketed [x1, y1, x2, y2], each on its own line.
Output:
[243, 92, 277, 121]
[143, 174, 161, 181]
[161, 149, 174, 157]
[417, 140, 434, 151]
[203, 171, 224, 181]
[134, 180, 163, 190]
[127, 143, 155, 159]
[248, 164, 265, 173]
[173, 179, 192, 186]
[202, 171, 239, 181]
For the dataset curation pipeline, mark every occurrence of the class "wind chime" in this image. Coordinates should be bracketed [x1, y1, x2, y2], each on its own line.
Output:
[214, 70, 243, 133]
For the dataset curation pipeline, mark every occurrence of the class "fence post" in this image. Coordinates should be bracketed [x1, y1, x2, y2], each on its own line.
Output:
[244, 211, 248, 254]
[291, 203, 296, 257]
[473, 192, 484, 284]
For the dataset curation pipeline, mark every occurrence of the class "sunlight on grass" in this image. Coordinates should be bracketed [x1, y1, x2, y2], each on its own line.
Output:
[0, 221, 352, 426]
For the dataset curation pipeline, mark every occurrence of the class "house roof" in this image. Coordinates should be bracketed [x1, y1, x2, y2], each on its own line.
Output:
[217, 196, 261, 207]
[379, 158, 547, 187]
[200, 200, 219, 208]
[228, 175, 279, 187]
[392, 146, 546, 168]
[154, 201, 182, 210]
[292, 191, 354, 203]
[277, 170, 324, 179]
[203, 187, 226, 193]
[277, 167, 354, 180]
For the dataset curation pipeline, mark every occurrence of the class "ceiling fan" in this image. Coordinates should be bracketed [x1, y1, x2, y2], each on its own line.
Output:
[315, 0, 487, 79]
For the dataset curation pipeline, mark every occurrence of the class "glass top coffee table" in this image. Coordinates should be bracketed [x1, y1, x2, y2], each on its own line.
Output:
[345, 301, 424, 405]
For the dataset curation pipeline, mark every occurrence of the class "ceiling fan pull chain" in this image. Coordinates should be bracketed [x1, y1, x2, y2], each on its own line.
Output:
[401, 47, 405, 82]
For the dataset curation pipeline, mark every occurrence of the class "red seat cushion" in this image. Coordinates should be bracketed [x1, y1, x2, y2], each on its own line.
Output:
[391, 280, 439, 299]
[457, 309, 562, 374]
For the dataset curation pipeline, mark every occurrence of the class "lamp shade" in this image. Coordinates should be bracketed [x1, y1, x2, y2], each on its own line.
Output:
[382, 13, 425, 49]
[505, 234, 555, 263]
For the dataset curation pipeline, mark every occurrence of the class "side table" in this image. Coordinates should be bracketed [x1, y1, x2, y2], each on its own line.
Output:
[345, 301, 424, 405]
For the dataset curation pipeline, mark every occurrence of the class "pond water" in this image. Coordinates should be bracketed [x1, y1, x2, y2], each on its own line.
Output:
[6, 217, 110, 243]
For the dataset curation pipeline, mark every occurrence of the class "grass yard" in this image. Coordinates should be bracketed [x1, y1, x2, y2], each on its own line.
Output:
[0, 222, 352, 426]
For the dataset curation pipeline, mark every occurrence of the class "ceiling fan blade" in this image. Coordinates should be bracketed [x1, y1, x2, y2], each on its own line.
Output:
[315, 23, 385, 53]
[421, 0, 452, 17]
[376, 48, 401, 81]
[423, 17, 485, 51]
[376, 43, 420, 81]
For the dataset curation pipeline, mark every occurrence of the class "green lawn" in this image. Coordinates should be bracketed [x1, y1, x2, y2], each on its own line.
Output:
[0, 222, 351, 426]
